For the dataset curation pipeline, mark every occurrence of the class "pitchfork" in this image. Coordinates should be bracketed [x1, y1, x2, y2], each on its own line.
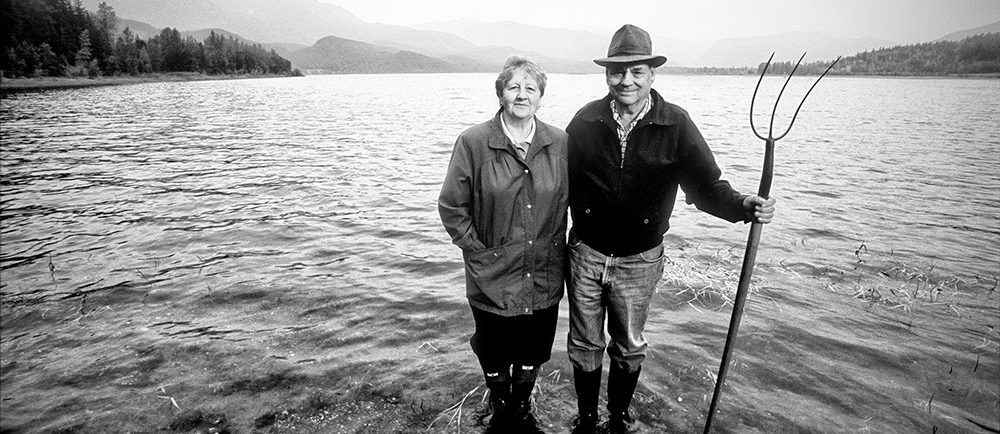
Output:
[703, 52, 841, 433]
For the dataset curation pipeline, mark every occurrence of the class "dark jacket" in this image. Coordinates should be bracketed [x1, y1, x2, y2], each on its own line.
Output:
[439, 111, 568, 316]
[567, 90, 750, 257]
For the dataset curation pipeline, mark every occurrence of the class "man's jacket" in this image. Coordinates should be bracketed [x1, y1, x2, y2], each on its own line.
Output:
[567, 89, 749, 257]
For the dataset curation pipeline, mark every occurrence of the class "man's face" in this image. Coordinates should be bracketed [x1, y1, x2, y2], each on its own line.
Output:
[605, 63, 655, 109]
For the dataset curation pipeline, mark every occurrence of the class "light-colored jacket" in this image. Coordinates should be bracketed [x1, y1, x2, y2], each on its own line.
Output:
[439, 111, 568, 316]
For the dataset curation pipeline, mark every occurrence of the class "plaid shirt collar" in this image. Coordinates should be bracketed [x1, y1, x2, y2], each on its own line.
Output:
[610, 94, 653, 142]
[610, 95, 653, 168]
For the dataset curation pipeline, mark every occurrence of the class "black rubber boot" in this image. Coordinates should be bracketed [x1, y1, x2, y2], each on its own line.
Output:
[483, 369, 511, 432]
[570, 366, 602, 434]
[511, 365, 545, 433]
[606, 364, 641, 434]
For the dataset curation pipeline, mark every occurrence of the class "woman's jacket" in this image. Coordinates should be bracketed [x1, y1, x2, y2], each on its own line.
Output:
[439, 112, 568, 316]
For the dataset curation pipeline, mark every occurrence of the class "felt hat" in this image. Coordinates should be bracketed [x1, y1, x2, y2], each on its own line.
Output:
[594, 24, 667, 68]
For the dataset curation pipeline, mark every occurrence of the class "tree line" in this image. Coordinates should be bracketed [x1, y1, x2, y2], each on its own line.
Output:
[760, 32, 1000, 76]
[1, 0, 297, 78]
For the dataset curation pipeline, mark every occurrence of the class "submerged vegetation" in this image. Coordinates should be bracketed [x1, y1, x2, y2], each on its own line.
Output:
[660, 236, 997, 329]
[837, 242, 998, 332]
[0, 0, 298, 79]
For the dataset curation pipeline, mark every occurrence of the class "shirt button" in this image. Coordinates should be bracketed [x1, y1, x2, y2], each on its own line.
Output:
[644, 219, 649, 224]
[526, 204, 532, 209]
[528, 240, 533, 245]
[526, 272, 532, 277]
[585, 209, 591, 214]
[524, 169, 529, 174]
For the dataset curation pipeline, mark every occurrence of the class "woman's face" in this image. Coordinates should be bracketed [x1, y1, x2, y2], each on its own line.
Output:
[499, 69, 542, 121]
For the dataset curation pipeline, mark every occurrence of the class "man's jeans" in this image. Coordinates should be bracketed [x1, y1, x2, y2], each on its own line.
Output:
[567, 232, 665, 373]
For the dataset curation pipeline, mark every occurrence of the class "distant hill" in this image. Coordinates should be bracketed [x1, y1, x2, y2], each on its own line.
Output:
[415, 20, 708, 68]
[183, 28, 247, 43]
[415, 20, 608, 63]
[447, 44, 594, 74]
[116, 19, 267, 50]
[118, 18, 159, 40]
[284, 36, 492, 74]
[699, 31, 892, 67]
[80, 0, 476, 56]
[265, 42, 310, 61]
[937, 20, 1000, 41]
[114, 18, 303, 71]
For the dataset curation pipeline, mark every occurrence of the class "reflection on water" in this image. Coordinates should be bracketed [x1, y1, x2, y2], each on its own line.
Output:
[1, 75, 998, 433]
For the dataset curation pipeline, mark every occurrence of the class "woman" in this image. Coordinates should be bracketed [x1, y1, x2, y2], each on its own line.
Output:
[438, 55, 567, 432]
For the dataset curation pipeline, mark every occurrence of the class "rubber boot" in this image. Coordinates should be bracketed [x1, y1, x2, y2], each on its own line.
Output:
[483, 369, 511, 433]
[570, 366, 602, 434]
[511, 365, 545, 433]
[606, 364, 641, 434]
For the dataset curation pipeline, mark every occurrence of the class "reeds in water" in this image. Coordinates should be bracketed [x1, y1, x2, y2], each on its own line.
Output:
[661, 243, 762, 309]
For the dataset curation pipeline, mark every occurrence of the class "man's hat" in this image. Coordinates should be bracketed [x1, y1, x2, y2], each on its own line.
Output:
[594, 24, 667, 68]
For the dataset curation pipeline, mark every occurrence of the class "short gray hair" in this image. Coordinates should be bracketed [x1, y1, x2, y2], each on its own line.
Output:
[495, 55, 547, 98]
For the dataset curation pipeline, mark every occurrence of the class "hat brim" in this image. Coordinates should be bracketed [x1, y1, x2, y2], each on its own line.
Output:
[594, 55, 667, 68]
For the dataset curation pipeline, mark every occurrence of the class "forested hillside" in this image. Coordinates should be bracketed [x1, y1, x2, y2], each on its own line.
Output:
[762, 32, 1000, 76]
[1, 0, 295, 78]
[839, 32, 999, 75]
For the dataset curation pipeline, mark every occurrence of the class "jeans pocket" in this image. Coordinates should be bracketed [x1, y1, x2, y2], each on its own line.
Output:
[638, 243, 664, 263]
[567, 228, 583, 248]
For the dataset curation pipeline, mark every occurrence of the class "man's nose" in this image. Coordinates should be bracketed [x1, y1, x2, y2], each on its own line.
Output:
[620, 70, 636, 85]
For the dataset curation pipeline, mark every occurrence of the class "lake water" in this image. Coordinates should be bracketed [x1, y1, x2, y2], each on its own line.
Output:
[1, 74, 998, 433]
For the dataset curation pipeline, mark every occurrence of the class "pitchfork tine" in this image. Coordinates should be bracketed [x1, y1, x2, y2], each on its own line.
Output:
[770, 52, 808, 139]
[749, 52, 774, 141]
[774, 54, 843, 140]
[751, 52, 843, 142]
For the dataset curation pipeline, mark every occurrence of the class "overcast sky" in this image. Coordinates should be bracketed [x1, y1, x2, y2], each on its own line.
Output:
[321, 0, 1000, 44]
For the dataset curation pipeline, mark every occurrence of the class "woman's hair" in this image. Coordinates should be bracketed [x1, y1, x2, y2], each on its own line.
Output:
[494, 55, 547, 98]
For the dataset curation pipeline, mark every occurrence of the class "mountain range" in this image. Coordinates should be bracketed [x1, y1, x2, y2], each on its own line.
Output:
[81, 0, 999, 73]
[937, 21, 1000, 42]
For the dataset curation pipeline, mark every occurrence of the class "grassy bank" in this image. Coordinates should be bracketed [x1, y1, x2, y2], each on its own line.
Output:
[0, 73, 297, 94]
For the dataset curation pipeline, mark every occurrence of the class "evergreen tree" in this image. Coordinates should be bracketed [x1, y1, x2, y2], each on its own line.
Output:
[94, 1, 116, 71]
[74, 28, 91, 74]
[0, 0, 320, 78]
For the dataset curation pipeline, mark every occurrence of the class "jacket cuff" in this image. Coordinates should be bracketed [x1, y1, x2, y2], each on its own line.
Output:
[739, 194, 755, 223]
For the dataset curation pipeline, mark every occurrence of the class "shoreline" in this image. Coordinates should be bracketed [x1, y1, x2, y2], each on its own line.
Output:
[0, 73, 298, 94]
[2, 72, 994, 95]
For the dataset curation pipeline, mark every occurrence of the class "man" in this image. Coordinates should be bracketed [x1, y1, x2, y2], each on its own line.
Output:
[566, 24, 775, 434]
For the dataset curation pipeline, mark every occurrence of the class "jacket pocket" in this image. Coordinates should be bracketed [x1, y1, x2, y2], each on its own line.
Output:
[547, 235, 567, 300]
[463, 243, 522, 309]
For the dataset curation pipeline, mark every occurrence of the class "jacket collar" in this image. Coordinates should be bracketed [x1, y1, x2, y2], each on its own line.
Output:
[577, 89, 677, 127]
[487, 109, 555, 151]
